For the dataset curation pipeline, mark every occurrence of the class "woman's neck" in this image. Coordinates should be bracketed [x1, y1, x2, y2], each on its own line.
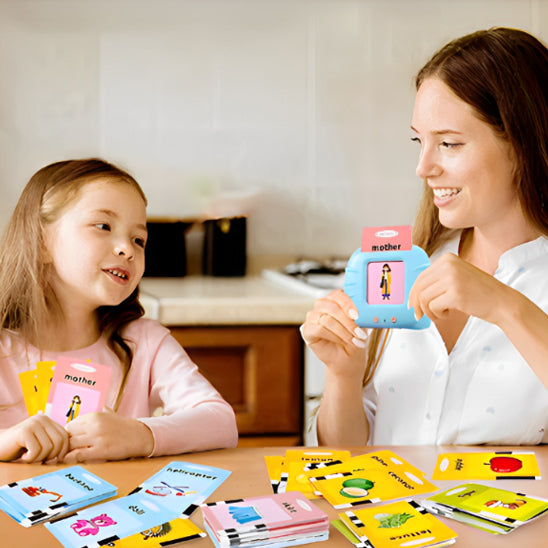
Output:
[459, 223, 541, 273]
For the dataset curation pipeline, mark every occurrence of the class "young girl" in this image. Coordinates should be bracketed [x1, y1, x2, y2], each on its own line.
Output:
[301, 27, 548, 447]
[0, 158, 238, 463]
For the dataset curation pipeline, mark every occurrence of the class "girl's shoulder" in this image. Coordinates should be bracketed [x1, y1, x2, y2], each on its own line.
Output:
[121, 317, 171, 349]
[120, 318, 191, 368]
[0, 328, 25, 355]
[122, 318, 170, 354]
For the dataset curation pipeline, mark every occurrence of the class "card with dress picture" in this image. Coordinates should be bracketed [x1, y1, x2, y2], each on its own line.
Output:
[308, 451, 437, 509]
[107, 517, 206, 547]
[432, 451, 541, 480]
[131, 461, 231, 517]
[421, 483, 548, 535]
[336, 500, 457, 548]
[201, 490, 329, 548]
[204, 522, 329, 548]
[0, 465, 117, 527]
[45, 357, 112, 425]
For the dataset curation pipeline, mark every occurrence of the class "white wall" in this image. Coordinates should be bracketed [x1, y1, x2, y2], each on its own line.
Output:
[0, 0, 546, 258]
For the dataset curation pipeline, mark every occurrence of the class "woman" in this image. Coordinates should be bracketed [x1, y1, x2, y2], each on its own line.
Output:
[301, 27, 548, 446]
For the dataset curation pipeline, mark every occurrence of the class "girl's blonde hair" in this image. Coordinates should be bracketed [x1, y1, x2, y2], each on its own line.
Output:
[362, 27, 548, 386]
[0, 158, 148, 409]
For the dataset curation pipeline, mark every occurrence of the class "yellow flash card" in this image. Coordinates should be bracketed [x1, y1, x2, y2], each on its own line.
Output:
[283, 449, 352, 499]
[432, 451, 541, 480]
[36, 360, 56, 413]
[18, 368, 41, 416]
[338, 500, 457, 548]
[308, 450, 438, 509]
[108, 518, 205, 547]
[305, 450, 429, 485]
[264, 455, 285, 493]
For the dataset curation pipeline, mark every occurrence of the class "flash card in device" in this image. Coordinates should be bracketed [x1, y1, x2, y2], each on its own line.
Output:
[344, 226, 431, 329]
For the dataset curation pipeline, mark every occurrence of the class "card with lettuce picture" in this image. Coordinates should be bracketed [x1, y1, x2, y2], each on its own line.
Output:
[336, 499, 457, 548]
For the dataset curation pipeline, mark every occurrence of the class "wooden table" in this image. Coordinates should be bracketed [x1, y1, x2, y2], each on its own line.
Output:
[1, 445, 547, 547]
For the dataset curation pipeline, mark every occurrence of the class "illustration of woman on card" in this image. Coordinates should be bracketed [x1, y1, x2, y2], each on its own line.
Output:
[66, 395, 82, 423]
[380, 264, 392, 300]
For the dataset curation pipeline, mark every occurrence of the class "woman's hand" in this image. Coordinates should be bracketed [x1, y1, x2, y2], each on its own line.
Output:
[0, 414, 70, 463]
[64, 411, 154, 463]
[300, 289, 369, 380]
[301, 289, 371, 445]
[408, 252, 508, 325]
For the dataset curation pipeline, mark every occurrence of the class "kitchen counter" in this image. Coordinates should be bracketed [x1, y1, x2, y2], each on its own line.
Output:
[139, 275, 316, 326]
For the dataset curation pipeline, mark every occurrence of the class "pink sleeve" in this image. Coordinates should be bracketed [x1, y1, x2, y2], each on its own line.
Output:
[131, 328, 238, 456]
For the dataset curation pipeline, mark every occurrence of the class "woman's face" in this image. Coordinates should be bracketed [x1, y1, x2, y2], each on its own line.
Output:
[411, 78, 520, 235]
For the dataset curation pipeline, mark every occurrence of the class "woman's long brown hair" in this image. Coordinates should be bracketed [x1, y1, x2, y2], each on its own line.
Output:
[362, 27, 548, 387]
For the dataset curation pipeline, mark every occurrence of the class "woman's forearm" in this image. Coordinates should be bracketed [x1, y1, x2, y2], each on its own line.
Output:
[317, 372, 369, 446]
[497, 288, 548, 390]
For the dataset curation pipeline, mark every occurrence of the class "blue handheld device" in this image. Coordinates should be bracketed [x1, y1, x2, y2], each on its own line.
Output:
[344, 227, 431, 329]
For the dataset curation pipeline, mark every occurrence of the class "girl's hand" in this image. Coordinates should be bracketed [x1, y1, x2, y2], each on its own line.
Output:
[0, 414, 70, 463]
[64, 411, 154, 463]
[408, 252, 508, 324]
[300, 289, 369, 381]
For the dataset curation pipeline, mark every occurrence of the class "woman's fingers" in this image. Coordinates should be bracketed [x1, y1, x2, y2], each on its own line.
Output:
[301, 290, 367, 349]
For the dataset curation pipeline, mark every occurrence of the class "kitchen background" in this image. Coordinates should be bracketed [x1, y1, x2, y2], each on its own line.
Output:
[1, 0, 547, 443]
[1, 0, 547, 261]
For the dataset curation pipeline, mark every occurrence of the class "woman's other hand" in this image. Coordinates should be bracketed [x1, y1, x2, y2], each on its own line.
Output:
[408, 252, 508, 325]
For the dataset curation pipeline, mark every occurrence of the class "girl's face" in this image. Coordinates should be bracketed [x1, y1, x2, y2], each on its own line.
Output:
[411, 78, 520, 235]
[45, 180, 147, 318]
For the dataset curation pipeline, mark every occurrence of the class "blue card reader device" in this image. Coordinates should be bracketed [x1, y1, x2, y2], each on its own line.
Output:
[344, 226, 431, 329]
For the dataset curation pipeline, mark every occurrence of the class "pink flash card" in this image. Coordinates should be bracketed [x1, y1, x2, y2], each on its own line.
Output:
[45, 357, 112, 426]
[361, 225, 412, 252]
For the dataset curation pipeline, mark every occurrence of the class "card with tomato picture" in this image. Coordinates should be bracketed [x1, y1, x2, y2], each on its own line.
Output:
[432, 451, 541, 480]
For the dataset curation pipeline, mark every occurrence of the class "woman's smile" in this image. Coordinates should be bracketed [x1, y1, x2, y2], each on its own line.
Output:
[431, 186, 462, 207]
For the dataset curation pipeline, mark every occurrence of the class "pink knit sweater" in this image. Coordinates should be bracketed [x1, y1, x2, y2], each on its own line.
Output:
[0, 318, 238, 455]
